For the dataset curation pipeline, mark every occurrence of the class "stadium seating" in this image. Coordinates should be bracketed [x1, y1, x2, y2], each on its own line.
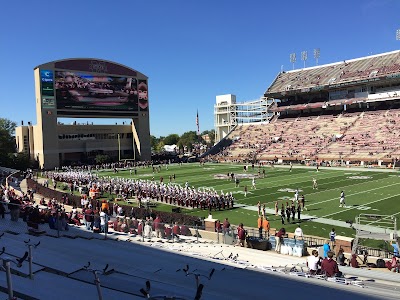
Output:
[212, 108, 400, 163]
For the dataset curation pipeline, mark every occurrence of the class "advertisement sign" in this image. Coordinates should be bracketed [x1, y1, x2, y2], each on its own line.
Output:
[40, 70, 54, 96]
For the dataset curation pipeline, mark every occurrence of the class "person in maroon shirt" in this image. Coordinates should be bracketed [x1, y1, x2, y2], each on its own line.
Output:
[237, 223, 246, 247]
[165, 225, 172, 240]
[321, 251, 342, 277]
[222, 218, 230, 235]
[172, 222, 180, 241]
[153, 215, 162, 238]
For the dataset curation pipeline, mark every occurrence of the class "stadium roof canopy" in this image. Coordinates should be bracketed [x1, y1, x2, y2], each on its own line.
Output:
[265, 50, 400, 98]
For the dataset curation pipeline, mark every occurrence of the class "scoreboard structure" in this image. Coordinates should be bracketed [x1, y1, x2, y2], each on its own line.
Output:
[21, 58, 151, 168]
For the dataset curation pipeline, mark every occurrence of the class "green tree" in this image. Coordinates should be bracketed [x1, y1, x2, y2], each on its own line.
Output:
[0, 118, 17, 167]
[163, 134, 180, 145]
[177, 131, 198, 152]
[150, 135, 159, 151]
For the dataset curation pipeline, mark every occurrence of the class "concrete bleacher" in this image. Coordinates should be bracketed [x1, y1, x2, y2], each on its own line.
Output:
[216, 108, 400, 163]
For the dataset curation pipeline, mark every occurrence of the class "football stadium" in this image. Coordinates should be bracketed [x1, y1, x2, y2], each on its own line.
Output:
[2, 50, 400, 299]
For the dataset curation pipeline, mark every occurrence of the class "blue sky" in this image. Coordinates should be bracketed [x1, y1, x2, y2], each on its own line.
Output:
[1, 0, 399, 137]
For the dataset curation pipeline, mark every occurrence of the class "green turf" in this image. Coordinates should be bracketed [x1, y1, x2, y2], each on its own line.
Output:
[90, 163, 399, 240]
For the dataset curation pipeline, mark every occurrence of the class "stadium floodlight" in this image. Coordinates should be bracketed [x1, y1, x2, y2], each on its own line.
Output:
[301, 51, 308, 68]
[290, 53, 296, 70]
[397, 29, 400, 41]
[314, 48, 320, 65]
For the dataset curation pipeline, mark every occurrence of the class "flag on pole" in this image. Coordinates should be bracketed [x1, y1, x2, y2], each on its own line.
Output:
[196, 110, 200, 135]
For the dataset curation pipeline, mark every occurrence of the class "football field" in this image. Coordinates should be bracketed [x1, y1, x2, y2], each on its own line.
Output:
[100, 163, 400, 239]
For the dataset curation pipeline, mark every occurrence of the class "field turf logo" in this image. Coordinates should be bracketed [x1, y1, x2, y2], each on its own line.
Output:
[347, 176, 372, 180]
[213, 173, 256, 179]
[278, 188, 303, 193]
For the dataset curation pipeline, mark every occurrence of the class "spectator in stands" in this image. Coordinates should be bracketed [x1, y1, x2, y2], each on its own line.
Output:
[216, 219, 222, 233]
[275, 228, 286, 253]
[336, 248, 347, 266]
[144, 221, 152, 239]
[172, 222, 180, 241]
[93, 210, 100, 232]
[389, 256, 399, 272]
[100, 208, 108, 234]
[350, 254, 359, 268]
[222, 218, 230, 235]
[236, 223, 246, 247]
[85, 205, 94, 230]
[323, 240, 331, 258]
[153, 215, 162, 238]
[165, 224, 172, 240]
[307, 250, 321, 275]
[321, 251, 342, 277]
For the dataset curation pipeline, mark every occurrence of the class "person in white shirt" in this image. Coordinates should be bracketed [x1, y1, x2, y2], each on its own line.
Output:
[144, 222, 152, 239]
[307, 250, 321, 275]
[100, 210, 108, 233]
[294, 224, 303, 239]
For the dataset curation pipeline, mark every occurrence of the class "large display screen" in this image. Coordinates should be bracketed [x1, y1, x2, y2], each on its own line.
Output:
[55, 71, 145, 112]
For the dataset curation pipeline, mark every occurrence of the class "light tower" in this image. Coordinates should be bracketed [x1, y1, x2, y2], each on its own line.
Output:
[290, 53, 296, 70]
[314, 48, 320, 65]
[301, 50, 308, 68]
[397, 29, 400, 41]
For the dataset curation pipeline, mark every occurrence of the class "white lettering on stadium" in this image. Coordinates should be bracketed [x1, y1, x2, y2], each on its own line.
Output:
[42, 78, 53, 82]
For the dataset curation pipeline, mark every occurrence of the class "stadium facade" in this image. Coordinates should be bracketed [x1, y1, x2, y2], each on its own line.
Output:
[15, 59, 151, 169]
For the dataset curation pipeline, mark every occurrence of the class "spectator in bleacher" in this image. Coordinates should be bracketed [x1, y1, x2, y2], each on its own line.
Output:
[215, 219, 222, 233]
[236, 223, 246, 247]
[321, 251, 342, 277]
[144, 221, 152, 239]
[323, 240, 331, 258]
[153, 215, 162, 238]
[93, 210, 100, 232]
[165, 224, 172, 239]
[223, 218, 231, 235]
[307, 250, 322, 275]
[336, 248, 347, 266]
[84, 205, 94, 230]
[172, 222, 180, 241]
[350, 254, 359, 268]
[389, 256, 399, 272]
